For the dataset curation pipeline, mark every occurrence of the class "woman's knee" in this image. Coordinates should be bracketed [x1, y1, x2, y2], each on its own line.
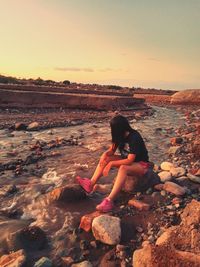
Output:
[118, 165, 128, 173]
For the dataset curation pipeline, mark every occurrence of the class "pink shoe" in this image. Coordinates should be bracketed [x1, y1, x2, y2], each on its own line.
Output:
[76, 176, 93, 193]
[96, 197, 114, 212]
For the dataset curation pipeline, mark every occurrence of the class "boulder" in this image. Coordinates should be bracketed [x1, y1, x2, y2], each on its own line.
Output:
[170, 167, 186, 178]
[132, 244, 154, 267]
[33, 257, 52, 267]
[123, 168, 160, 193]
[158, 171, 172, 182]
[181, 199, 200, 227]
[92, 215, 121, 245]
[49, 184, 86, 202]
[27, 122, 39, 130]
[160, 162, 174, 171]
[171, 89, 200, 105]
[0, 249, 26, 267]
[163, 181, 186, 196]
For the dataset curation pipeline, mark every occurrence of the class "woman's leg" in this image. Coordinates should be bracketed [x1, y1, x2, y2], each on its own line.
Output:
[90, 154, 121, 186]
[108, 163, 145, 201]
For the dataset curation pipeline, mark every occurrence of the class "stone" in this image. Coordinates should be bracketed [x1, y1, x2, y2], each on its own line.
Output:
[0, 249, 26, 267]
[132, 244, 153, 267]
[168, 146, 181, 155]
[156, 228, 176, 246]
[154, 184, 164, 191]
[27, 122, 39, 130]
[171, 89, 200, 105]
[128, 198, 150, 211]
[61, 256, 74, 266]
[93, 184, 112, 194]
[163, 181, 186, 196]
[72, 261, 92, 267]
[99, 249, 116, 267]
[160, 162, 174, 171]
[79, 211, 101, 232]
[170, 167, 186, 178]
[181, 199, 200, 226]
[92, 215, 121, 245]
[158, 171, 172, 182]
[187, 173, 200, 184]
[49, 184, 86, 202]
[15, 123, 27, 131]
[33, 257, 52, 267]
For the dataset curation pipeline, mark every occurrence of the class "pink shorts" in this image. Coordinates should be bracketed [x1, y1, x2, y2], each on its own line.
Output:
[138, 161, 150, 174]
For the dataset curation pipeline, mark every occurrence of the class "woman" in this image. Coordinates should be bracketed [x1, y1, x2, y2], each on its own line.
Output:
[77, 115, 150, 212]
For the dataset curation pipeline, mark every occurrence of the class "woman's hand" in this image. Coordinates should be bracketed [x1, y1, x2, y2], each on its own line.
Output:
[103, 162, 113, 177]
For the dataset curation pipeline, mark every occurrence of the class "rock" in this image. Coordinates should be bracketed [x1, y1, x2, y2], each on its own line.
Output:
[15, 123, 27, 131]
[187, 173, 200, 184]
[132, 244, 153, 267]
[61, 256, 74, 266]
[163, 181, 186, 196]
[171, 89, 200, 105]
[160, 162, 174, 171]
[79, 211, 101, 232]
[123, 169, 160, 193]
[92, 215, 121, 245]
[0, 185, 18, 197]
[93, 184, 112, 194]
[33, 257, 52, 267]
[170, 167, 186, 178]
[181, 199, 200, 226]
[158, 171, 172, 182]
[156, 228, 175, 246]
[99, 249, 116, 267]
[72, 261, 92, 267]
[49, 184, 86, 202]
[128, 198, 150, 211]
[168, 146, 181, 155]
[170, 137, 183, 145]
[27, 122, 39, 130]
[0, 249, 26, 267]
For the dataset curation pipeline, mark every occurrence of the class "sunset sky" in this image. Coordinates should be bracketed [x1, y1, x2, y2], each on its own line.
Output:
[0, 0, 199, 89]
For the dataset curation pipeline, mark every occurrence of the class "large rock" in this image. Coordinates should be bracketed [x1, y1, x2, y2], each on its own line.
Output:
[123, 168, 160, 193]
[0, 249, 26, 267]
[171, 89, 200, 105]
[160, 161, 174, 171]
[170, 167, 186, 178]
[158, 171, 172, 182]
[133, 200, 200, 267]
[163, 181, 186, 196]
[92, 215, 121, 245]
[49, 184, 86, 202]
[79, 211, 101, 232]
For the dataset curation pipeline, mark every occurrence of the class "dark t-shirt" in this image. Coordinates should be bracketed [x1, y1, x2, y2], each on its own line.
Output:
[118, 129, 149, 162]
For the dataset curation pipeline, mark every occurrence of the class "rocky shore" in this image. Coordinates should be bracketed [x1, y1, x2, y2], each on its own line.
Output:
[0, 105, 199, 266]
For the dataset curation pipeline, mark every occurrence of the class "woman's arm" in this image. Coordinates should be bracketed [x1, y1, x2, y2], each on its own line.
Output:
[103, 154, 135, 176]
[105, 143, 118, 156]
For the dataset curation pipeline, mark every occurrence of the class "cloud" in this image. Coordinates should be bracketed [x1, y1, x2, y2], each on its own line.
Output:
[98, 68, 122, 72]
[55, 67, 94, 72]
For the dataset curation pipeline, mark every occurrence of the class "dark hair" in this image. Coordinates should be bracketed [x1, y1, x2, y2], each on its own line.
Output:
[110, 115, 133, 145]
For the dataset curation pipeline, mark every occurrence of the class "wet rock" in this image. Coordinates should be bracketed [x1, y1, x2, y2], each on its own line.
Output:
[0, 249, 26, 267]
[15, 123, 27, 131]
[163, 181, 186, 196]
[8, 225, 47, 252]
[72, 261, 93, 267]
[92, 215, 121, 245]
[170, 167, 186, 178]
[128, 198, 150, 211]
[187, 173, 200, 184]
[33, 257, 52, 267]
[79, 211, 101, 232]
[158, 171, 172, 182]
[160, 162, 174, 171]
[49, 184, 86, 202]
[27, 122, 39, 130]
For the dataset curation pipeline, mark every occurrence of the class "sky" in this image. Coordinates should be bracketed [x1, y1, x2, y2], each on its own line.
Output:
[0, 0, 199, 90]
